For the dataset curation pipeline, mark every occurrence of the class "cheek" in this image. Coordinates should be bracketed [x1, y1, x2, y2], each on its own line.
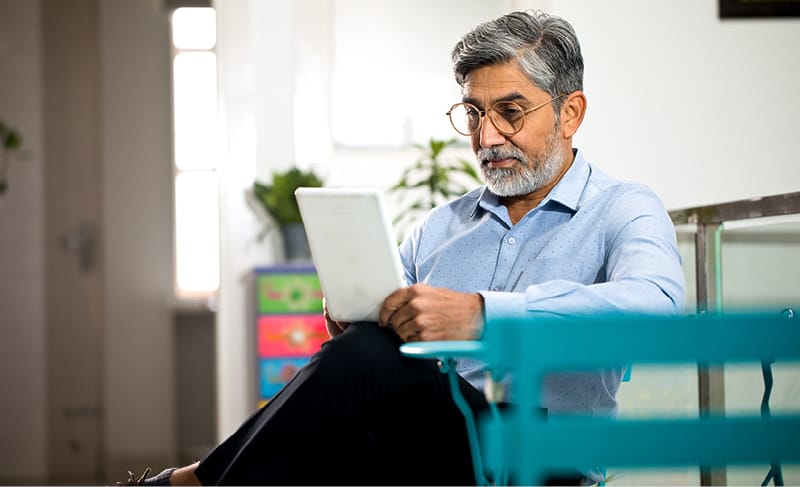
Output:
[470, 135, 481, 154]
[506, 135, 534, 158]
[510, 127, 553, 162]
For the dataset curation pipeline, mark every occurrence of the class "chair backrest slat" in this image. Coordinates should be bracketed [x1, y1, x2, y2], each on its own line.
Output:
[485, 312, 800, 373]
[479, 311, 800, 485]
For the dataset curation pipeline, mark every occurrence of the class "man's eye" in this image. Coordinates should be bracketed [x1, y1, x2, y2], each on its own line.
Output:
[498, 105, 523, 121]
[465, 107, 480, 118]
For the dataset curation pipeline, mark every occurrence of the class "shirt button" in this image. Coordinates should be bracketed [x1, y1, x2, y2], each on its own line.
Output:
[508, 237, 516, 245]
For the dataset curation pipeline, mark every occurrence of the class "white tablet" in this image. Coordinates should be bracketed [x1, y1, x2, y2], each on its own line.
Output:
[295, 187, 407, 322]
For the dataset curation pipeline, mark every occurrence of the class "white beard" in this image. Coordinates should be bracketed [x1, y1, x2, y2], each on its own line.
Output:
[479, 128, 565, 197]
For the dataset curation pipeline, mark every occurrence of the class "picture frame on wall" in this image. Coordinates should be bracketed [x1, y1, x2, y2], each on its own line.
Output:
[720, 0, 800, 18]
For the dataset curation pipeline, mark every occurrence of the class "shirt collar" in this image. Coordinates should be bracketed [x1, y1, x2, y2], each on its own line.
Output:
[470, 148, 590, 218]
[546, 148, 589, 212]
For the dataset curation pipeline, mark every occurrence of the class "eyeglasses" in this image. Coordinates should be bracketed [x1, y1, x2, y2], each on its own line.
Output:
[446, 94, 566, 137]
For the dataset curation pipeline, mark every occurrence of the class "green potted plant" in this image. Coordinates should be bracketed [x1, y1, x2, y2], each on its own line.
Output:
[390, 137, 481, 239]
[252, 167, 323, 261]
[0, 119, 24, 196]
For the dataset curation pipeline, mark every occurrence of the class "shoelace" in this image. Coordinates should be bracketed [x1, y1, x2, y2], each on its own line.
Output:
[125, 467, 152, 485]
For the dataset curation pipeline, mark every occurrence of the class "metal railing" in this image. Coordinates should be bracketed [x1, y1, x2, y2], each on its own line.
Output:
[668, 191, 800, 486]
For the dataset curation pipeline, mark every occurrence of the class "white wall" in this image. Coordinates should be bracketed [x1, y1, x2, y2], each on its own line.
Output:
[214, 0, 292, 440]
[312, 0, 800, 213]
[544, 0, 800, 209]
[280, 0, 800, 213]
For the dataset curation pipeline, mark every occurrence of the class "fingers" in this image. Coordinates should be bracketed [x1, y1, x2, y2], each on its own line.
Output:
[380, 284, 442, 341]
[379, 287, 410, 327]
[380, 284, 486, 342]
[380, 285, 422, 330]
[393, 319, 422, 342]
[323, 297, 351, 338]
[385, 301, 416, 333]
[324, 316, 350, 338]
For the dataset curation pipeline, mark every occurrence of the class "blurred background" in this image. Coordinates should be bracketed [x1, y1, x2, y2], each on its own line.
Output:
[0, 0, 798, 484]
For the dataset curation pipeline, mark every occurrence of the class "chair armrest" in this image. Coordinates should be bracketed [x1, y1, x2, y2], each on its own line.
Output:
[399, 340, 486, 360]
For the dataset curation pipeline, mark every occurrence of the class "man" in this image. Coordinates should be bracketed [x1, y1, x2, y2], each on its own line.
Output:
[121, 10, 685, 486]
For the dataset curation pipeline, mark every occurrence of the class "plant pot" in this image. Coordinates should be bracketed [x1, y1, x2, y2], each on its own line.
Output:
[280, 222, 312, 262]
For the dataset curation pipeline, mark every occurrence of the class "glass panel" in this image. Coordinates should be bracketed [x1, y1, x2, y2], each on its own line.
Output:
[615, 363, 701, 484]
[719, 217, 800, 311]
[719, 216, 800, 486]
[172, 7, 216, 50]
[173, 52, 219, 171]
[175, 171, 220, 295]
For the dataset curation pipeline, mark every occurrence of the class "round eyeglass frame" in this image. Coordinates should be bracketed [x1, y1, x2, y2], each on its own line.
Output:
[446, 93, 566, 137]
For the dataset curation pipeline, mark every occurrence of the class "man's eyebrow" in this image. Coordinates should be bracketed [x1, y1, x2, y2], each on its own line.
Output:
[461, 92, 530, 106]
[497, 92, 529, 103]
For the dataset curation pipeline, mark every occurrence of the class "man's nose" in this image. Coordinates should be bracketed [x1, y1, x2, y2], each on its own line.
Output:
[477, 115, 506, 148]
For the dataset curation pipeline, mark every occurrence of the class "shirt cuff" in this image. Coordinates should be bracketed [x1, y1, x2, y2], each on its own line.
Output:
[478, 290, 529, 334]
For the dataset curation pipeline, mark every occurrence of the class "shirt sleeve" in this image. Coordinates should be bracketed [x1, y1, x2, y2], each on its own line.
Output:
[481, 185, 687, 320]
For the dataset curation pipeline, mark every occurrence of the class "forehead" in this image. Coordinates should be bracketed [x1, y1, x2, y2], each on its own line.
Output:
[461, 62, 545, 104]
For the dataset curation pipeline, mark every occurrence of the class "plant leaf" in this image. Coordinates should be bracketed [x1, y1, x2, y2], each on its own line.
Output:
[252, 167, 323, 224]
[389, 137, 482, 238]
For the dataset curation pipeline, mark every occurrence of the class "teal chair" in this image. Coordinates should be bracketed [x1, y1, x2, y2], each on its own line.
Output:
[400, 311, 800, 485]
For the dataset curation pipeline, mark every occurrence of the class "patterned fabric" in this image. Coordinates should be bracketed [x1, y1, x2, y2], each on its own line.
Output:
[399, 149, 686, 416]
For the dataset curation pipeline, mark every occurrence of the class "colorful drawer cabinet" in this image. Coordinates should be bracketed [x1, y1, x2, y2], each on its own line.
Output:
[255, 265, 325, 405]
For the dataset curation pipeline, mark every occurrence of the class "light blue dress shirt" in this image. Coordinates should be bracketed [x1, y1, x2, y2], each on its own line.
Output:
[398, 149, 687, 418]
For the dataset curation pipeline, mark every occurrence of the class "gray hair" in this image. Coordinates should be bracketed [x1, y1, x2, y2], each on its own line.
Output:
[452, 10, 583, 112]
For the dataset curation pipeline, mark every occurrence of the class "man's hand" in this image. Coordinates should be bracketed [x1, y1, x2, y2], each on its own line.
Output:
[323, 298, 351, 338]
[379, 283, 484, 342]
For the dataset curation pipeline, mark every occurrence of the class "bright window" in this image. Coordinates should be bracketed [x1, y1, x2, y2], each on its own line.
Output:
[173, 52, 218, 171]
[171, 7, 219, 297]
[175, 172, 219, 293]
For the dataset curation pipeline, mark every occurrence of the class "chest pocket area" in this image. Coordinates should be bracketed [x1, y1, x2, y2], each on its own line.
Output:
[510, 257, 587, 290]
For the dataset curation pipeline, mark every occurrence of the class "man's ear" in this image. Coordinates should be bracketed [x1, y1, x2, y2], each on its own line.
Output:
[560, 91, 586, 139]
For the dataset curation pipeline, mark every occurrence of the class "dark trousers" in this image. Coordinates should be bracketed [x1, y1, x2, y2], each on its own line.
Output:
[194, 322, 583, 486]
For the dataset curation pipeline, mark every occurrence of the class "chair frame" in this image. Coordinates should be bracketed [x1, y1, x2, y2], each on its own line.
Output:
[401, 311, 800, 485]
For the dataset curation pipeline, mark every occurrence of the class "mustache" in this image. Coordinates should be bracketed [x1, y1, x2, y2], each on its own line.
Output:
[477, 146, 528, 166]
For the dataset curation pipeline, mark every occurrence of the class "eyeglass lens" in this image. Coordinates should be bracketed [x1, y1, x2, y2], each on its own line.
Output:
[448, 101, 526, 136]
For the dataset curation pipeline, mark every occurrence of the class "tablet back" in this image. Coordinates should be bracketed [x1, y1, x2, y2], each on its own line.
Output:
[295, 187, 407, 322]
